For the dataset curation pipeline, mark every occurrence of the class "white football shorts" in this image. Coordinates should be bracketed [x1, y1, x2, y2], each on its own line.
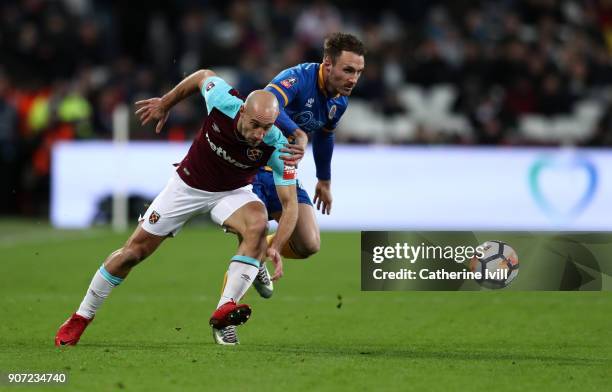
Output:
[140, 171, 263, 237]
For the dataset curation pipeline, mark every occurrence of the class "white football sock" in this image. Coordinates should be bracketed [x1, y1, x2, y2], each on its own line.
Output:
[217, 260, 259, 308]
[76, 266, 123, 319]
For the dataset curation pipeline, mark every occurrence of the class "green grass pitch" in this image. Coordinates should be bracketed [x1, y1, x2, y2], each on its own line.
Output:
[0, 220, 610, 391]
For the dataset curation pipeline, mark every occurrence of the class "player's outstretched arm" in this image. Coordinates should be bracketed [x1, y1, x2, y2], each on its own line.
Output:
[268, 184, 298, 280]
[135, 69, 216, 133]
[312, 127, 334, 214]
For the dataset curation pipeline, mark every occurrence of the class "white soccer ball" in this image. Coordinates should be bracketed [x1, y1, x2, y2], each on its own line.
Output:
[469, 240, 519, 289]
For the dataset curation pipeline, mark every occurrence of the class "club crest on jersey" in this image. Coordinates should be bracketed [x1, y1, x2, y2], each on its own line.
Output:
[280, 77, 297, 88]
[246, 148, 263, 161]
[283, 163, 296, 180]
[149, 211, 160, 224]
[205, 81, 215, 91]
[328, 105, 337, 120]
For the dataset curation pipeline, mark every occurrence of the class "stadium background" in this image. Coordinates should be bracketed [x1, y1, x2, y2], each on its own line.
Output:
[1, 1, 611, 391]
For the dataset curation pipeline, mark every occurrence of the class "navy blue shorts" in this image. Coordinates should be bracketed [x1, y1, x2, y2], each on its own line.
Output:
[253, 169, 312, 219]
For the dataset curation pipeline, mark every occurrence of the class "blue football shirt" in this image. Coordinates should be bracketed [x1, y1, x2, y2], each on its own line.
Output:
[265, 63, 349, 135]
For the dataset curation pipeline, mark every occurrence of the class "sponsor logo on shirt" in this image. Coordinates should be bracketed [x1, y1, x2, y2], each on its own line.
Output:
[280, 77, 297, 88]
[283, 163, 296, 180]
[206, 81, 215, 91]
[294, 111, 325, 132]
[206, 132, 251, 169]
[212, 122, 221, 133]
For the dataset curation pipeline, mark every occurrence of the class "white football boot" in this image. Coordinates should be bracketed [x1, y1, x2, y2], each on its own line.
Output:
[252, 263, 273, 298]
[212, 325, 239, 345]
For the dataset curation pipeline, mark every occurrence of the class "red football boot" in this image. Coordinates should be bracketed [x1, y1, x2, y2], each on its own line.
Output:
[54, 313, 93, 346]
[209, 301, 251, 329]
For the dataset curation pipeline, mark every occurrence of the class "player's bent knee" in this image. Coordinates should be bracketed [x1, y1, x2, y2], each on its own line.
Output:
[295, 231, 321, 258]
[294, 238, 320, 258]
[244, 218, 268, 240]
[302, 238, 320, 257]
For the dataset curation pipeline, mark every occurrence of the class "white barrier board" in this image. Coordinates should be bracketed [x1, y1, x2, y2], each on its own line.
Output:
[51, 142, 611, 230]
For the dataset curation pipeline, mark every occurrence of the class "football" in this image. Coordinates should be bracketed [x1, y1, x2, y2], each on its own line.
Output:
[470, 240, 519, 289]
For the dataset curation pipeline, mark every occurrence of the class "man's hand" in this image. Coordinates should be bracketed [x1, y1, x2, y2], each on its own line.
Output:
[280, 143, 305, 166]
[280, 129, 308, 166]
[314, 180, 332, 215]
[266, 247, 284, 281]
[135, 98, 170, 134]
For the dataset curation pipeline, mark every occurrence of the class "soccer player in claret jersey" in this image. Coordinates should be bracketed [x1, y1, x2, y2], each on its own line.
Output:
[54, 69, 298, 346]
[247, 33, 365, 297]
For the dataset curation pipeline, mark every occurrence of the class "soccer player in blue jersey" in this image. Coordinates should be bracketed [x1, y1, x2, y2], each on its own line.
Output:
[249, 33, 365, 297]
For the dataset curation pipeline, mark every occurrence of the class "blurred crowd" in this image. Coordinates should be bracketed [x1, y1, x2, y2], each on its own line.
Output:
[1, 0, 612, 215]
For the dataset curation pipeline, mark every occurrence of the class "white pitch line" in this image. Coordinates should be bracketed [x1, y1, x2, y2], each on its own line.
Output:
[2, 293, 345, 303]
[0, 229, 112, 249]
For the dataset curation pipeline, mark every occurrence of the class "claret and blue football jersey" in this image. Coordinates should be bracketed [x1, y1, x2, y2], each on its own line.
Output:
[177, 76, 296, 192]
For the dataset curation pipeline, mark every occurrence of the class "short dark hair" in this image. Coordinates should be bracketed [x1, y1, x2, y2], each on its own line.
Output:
[323, 33, 366, 64]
